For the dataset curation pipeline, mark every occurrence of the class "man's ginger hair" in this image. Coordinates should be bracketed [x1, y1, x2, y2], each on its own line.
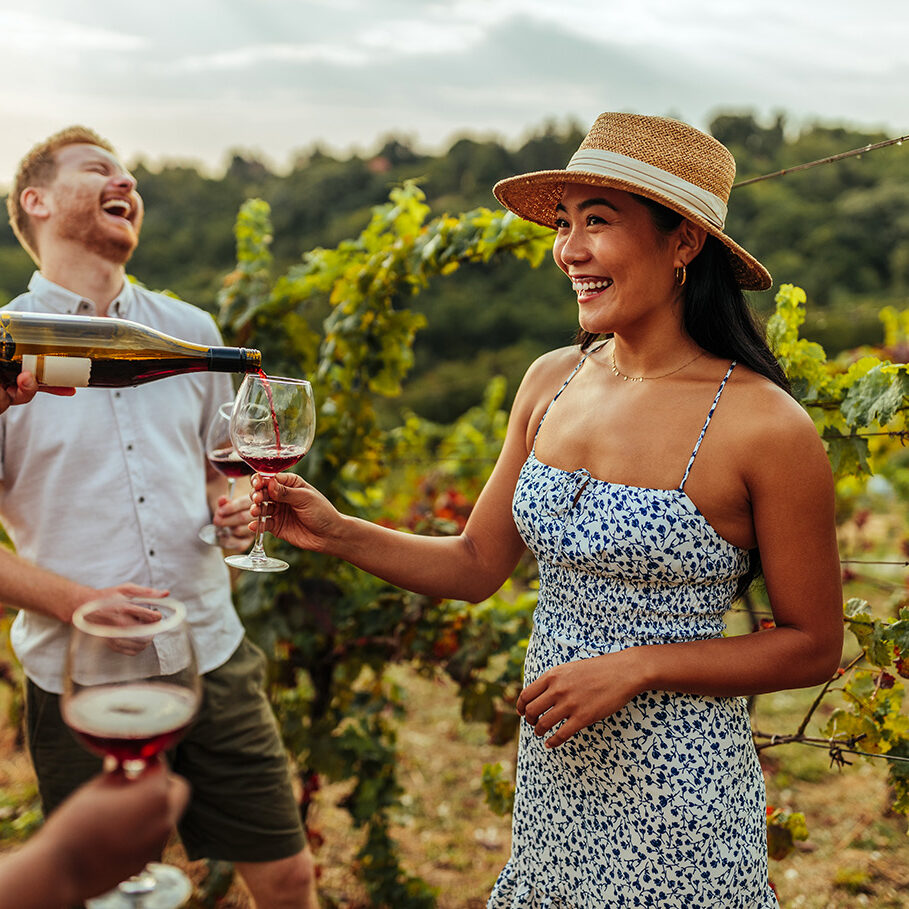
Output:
[6, 126, 116, 265]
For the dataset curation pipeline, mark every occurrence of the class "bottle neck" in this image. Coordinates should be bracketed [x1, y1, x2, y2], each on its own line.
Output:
[207, 347, 262, 374]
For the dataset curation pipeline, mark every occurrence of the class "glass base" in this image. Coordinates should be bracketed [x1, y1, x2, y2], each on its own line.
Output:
[198, 523, 219, 546]
[224, 552, 289, 572]
[86, 863, 192, 909]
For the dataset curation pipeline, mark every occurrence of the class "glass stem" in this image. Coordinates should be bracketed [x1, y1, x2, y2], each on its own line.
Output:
[216, 478, 237, 544]
[247, 474, 270, 562]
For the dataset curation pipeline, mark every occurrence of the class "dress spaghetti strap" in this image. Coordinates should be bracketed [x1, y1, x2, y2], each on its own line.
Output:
[530, 347, 602, 453]
[679, 361, 737, 491]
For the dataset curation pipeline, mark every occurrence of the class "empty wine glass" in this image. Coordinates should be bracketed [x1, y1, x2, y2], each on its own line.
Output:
[62, 596, 201, 909]
[198, 402, 254, 546]
[224, 374, 316, 573]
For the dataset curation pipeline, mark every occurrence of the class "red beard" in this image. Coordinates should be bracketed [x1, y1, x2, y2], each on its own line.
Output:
[52, 188, 142, 265]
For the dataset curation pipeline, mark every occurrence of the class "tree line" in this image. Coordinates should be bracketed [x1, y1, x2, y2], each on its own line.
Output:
[1, 112, 906, 421]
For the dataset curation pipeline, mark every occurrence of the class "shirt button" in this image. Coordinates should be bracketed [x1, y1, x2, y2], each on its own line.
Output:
[114, 392, 121, 398]
[138, 496, 145, 503]
[126, 444, 133, 451]
[149, 550, 155, 557]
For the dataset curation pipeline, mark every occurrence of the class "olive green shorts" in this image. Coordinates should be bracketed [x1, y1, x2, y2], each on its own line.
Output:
[26, 636, 305, 863]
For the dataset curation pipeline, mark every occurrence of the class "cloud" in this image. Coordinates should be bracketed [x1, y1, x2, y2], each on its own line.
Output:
[174, 43, 370, 71]
[0, 0, 905, 186]
[0, 9, 147, 53]
[168, 2, 495, 74]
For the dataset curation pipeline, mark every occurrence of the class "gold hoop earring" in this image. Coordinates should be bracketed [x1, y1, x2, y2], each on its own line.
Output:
[675, 265, 687, 287]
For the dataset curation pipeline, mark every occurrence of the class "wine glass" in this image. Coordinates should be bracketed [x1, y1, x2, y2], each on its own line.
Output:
[62, 596, 201, 909]
[224, 374, 316, 573]
[198, 402, 254, 546]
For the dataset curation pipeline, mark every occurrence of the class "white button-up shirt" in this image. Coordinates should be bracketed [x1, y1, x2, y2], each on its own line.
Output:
[0, 273, 244, 692]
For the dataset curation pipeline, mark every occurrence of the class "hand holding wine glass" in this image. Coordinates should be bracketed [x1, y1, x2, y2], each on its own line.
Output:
[0, 765, 190, 909]
[225, 374, 316, 573]
[249, 471, 342, 555]
[62, 596, 200, 909]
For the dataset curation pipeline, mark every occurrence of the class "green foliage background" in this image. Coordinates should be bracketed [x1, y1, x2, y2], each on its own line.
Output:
[3, 112, 906, 422]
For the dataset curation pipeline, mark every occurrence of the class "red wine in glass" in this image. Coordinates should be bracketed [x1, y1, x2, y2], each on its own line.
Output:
[207, 447, 256, 479]
[63, 596, 200, 909]
[240, 446, 308, 476]
[199, 402, 251, 547]
[63, 682, 199, 766]
[225, 374, 316, 573]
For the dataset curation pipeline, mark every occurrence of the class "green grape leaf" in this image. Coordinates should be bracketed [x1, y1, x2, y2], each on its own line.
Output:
[844, 600, 893, 667]
[840, 365, 909, 428]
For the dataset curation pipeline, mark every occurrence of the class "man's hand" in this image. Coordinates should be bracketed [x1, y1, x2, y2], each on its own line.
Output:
[64, 583, 169, 626]
[0, 372, 75, 414]
[213, 492, 256, 552]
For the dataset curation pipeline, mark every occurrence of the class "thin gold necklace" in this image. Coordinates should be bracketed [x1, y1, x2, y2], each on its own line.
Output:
[610, 343, 706, 382]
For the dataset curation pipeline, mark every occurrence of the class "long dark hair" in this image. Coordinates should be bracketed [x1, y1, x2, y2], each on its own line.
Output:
[575, 194, 790, 598]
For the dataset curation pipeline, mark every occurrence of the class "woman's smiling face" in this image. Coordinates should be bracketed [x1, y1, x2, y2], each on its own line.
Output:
[552, 183, 683, 337]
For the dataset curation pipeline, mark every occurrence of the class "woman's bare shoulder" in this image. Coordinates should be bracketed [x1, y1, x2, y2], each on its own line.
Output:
[725, 365, 829, 475]
[728, 366, 814, 431]
[519, 345, 587, 392]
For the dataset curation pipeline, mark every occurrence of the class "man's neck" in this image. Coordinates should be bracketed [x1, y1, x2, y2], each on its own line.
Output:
[39, 248, 127, 317]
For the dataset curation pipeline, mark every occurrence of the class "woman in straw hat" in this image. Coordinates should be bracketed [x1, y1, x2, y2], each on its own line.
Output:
[254, 113, 842, 906]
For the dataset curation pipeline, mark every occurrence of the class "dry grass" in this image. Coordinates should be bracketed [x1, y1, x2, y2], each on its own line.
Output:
[755, 686, 909, 909]
[4, 663, 909, 908]
[297, 668, 514, 909]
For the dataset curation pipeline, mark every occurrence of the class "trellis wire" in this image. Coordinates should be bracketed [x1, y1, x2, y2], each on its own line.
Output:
[734, 133, 908, 188]
[841, 559, 908, 567]
[754, 732, 909, 766]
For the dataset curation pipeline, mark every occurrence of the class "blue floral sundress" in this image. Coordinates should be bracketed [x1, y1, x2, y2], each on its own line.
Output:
[489, 353, 778, 909]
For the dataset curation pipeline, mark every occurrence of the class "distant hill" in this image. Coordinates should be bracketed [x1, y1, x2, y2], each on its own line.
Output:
[2, 113, 906, 420]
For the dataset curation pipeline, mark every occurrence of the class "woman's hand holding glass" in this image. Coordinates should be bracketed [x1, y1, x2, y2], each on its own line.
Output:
[249, 471, 341, 555]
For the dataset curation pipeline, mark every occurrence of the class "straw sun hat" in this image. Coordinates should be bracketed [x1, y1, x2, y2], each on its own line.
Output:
[493, 112, 771, 291]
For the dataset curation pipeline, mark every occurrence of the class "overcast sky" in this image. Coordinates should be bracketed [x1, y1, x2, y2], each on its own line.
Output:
[1, 0, 906, 188]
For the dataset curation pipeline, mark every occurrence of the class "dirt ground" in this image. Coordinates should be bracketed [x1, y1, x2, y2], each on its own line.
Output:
[3, 664, 908, 909]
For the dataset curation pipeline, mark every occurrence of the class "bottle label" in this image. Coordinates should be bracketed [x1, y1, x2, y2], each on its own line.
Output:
[21, 354, 92, 387]
[0, 319, 13, 362]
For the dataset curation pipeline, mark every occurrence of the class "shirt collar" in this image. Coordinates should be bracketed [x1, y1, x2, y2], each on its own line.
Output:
[27, 271, 135, 318]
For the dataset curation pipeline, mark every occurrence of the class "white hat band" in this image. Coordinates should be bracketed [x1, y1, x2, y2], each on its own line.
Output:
[566, 149, 728, 230]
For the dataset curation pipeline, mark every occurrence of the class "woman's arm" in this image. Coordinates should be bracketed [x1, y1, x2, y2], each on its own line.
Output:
[519, 393, 844, 747]
[258, 350, 574, 603]
[261, 462, 525, 603]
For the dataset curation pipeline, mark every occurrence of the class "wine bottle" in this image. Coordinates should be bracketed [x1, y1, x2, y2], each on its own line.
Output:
[0, 310, 261, 388]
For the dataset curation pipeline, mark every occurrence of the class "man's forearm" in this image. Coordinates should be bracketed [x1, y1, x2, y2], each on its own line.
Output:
[0, 546, 92, 623]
